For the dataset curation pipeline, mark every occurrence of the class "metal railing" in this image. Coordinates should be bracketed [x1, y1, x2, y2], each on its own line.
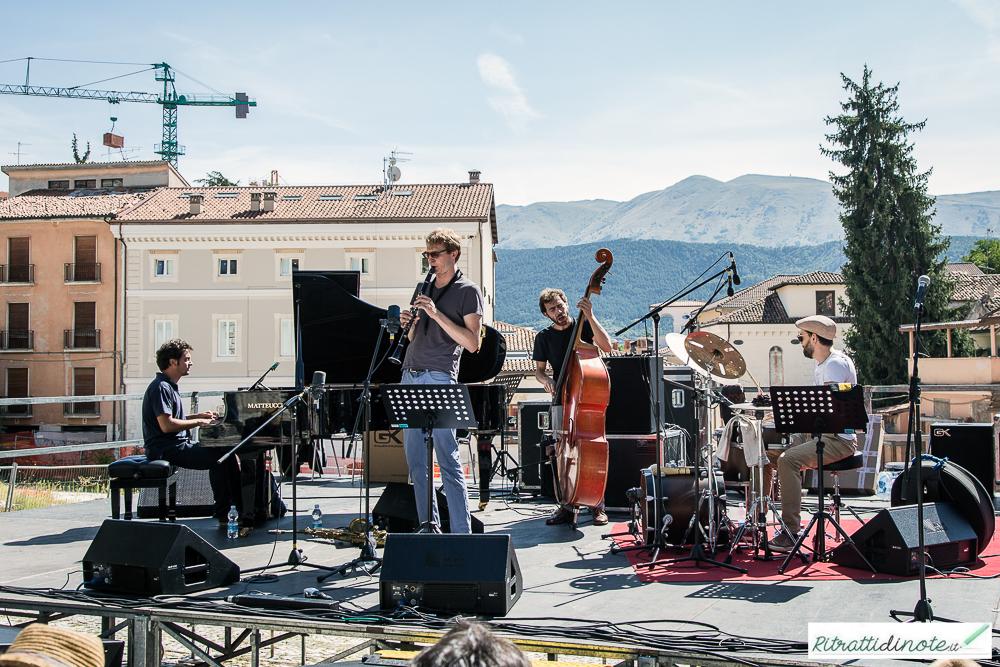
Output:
[64, 262, 101, 282]
[64, 328, 100, 349]
[0, 403, 32, 417]
[63, 401, 100, 416]
[0, 264, 33, 283]
[0, 329, 33, 349]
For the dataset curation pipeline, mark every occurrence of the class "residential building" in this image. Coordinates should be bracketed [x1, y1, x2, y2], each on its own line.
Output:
[0, 187, 153, 439]
[695, 271, 850, 390]
[113, 174, 498, 438]
[2, 161, 187, 197]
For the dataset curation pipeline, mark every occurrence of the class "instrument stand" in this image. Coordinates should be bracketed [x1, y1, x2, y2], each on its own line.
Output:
[381, 384, 477, 534]
[317, 319, 393, 583]
[725, 453, 789, 563]
[771, 385, 876, 575]
[889, 297, 938, 623]
[643, 385, 746, 574]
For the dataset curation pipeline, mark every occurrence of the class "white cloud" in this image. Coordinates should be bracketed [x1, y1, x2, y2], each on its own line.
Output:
[490, 26, 524, 44]
[476, 53, 540, 129]
[950, 0, 1000, 57]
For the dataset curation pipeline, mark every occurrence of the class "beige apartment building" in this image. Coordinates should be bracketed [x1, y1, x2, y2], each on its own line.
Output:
[113, 173, 498, 437]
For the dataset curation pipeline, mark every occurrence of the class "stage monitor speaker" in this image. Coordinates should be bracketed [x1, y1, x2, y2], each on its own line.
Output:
[663, 366, 697, 462]
[830, 502, 977, 576]
[372, 482, 484, 533]
[605, 356, 665, 434]
[516, 400, 554, 496]
[379, 533, 522, 616]
[930, 421, 997, 495]
[83, 520, 240, 596]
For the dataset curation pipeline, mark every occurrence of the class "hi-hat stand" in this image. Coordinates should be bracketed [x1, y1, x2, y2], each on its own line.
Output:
[381, 383, 477, 533]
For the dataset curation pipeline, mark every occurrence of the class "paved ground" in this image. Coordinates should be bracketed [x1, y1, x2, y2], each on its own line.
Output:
[0, 473, 997, 665]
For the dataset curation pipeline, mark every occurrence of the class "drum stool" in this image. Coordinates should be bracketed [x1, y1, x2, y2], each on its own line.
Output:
[109, 455, 177, 522]
[823, 452, 865, 536]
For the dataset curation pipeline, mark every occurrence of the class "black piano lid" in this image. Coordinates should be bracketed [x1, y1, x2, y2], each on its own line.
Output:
[292, 270, 403, 386]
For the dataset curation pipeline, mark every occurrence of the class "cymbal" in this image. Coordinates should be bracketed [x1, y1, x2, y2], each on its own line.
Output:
[684, 331, 746, 380]
[665, 332, 740, 385]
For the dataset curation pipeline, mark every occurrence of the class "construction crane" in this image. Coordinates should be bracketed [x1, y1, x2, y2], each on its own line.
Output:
[0, 59, 256, 168]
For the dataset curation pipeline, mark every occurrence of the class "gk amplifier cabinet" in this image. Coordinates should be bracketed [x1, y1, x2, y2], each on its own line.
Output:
[516, 400, 554, 495]
[605, 356, 665, 434]
[663, 366, 697, 462]
[930, 422, 998, 494]
[605, 430, 687, 510]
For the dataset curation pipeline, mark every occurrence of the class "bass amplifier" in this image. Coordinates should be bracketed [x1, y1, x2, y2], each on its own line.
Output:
[516, 400, 554, 496]
[379, 534, 522, 616]
[605, 356, 665, 434]
[605, 430, 687, 510]
[930, 422, 998, 495]
[663, 366, 697, 462]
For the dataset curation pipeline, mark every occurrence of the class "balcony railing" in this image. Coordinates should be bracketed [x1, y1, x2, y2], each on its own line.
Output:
[64, 329, 101, 349]
[0, 402, 32, 417]
[0, 330, 33, 350]
[64, 263, 102, 282]
[63, 401, 100, 416]
[1, 264, 34, 283]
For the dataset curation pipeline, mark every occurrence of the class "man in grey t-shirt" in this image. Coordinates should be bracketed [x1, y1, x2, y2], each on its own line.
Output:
[399, 227, 484, 533]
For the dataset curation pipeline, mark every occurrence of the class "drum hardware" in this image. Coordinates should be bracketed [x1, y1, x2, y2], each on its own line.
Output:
[603, 487, 644, 542]
[724, 439, 795, 564]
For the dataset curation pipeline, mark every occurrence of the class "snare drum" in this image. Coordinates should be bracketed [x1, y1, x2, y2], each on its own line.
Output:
[640, 468, 725, 546]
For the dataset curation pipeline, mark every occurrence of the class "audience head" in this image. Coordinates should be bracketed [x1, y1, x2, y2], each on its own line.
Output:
[411, 621, 531, 667]
[0, 624, 105, 667]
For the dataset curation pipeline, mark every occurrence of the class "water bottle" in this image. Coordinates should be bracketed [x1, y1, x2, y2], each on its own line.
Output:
[738, 501, 746, 527]
[875, 471, 894, 501]
[227, 505, 239, 539]
[311, 504, 323, 530]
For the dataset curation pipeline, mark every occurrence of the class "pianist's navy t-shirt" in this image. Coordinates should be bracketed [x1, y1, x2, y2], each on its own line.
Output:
[142, 372, 191, 457]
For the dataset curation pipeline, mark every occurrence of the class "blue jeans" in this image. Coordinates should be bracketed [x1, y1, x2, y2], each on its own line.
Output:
[401, 369, 471, 533]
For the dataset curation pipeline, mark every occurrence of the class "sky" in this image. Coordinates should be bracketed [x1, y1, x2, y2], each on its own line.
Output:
[2, 1, 1000, 206]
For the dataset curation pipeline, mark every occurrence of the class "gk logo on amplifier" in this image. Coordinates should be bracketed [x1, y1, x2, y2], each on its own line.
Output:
[933, 427, 951, 437]
[374, 429, 402, 444]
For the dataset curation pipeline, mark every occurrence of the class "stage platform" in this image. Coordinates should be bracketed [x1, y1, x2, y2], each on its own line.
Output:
[0, 473, 997, 666]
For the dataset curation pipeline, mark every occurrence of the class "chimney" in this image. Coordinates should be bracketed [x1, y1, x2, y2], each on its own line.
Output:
[468, 170, 481, 184]
[188, 193, 204, 215]
[250, 191, 262, 212]
[262, 191, 276, 212]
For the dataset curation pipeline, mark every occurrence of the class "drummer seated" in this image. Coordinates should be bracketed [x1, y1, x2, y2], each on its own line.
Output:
[766, 316, 857, 553]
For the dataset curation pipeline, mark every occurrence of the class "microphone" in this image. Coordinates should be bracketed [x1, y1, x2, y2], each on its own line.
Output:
[726, 273, 734, 297]
[730, 252, 741, 286]
[311, 370, 326, 387]
[269, 361, 279, 372]
[386, 305, 401, 335]
[914, 275, 930, 313]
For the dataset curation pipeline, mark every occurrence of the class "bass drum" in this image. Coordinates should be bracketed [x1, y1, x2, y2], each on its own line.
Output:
[640, 468, 726, 547]
[891, 457, 995, 555]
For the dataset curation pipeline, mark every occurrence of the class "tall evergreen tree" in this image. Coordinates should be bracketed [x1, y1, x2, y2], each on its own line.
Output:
[822, 66, 955, 385]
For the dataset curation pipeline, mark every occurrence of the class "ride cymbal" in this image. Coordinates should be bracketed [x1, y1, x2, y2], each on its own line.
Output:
[683, 331, 746, 379]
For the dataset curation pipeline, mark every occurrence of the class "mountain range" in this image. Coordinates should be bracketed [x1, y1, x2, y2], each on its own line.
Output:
[496, 174, 1000, 249]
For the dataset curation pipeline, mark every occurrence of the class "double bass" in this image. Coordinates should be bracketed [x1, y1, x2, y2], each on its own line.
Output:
[549, 249, 613, 508]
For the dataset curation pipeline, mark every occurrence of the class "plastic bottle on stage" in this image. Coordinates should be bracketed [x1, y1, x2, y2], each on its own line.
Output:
[227, 506, 239, 539]
[312, 504, 323, 530]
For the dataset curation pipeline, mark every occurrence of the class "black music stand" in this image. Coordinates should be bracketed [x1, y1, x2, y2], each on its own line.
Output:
[381, 384, 477, 533]
[771, 384, 876, 575]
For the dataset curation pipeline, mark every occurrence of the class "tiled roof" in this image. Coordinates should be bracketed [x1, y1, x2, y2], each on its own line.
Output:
[706, 275, 788, 311]
[766, 271, 845, 290]
[951, 274, 1000, 302]
[702, 271, 850, 326]
[0, 189, 152, 220]
[0, 192, 7, 200]
[494, 321, 539, 375]
[946, 262, 985, 276]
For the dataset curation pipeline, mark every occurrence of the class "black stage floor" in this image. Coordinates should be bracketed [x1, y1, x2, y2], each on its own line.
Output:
[1, 473, 997, 666]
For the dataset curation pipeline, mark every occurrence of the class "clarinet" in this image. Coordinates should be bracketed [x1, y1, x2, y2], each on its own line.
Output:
[389, 266, 436, 365]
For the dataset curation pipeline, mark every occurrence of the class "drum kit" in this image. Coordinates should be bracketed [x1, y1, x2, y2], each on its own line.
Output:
[626, 330, 793, 563]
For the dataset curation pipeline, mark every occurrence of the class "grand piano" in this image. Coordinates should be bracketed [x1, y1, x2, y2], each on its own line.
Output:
[199, 270, 511, 522]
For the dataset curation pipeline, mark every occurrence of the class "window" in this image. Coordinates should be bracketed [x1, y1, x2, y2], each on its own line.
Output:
[218, 319, 237, 357]
[7, 237, 31, 283]
[100, 178, 123, 188]
[48, 180, 69, 189]
[350, 257, 369, 274]
[768, 346, 784, 387]
[218, 258, 239, 276]
[280, 257, 296, 276]
[70, 235, 98, 282]
[280, 318, 294, 356]
[71, 367, 98, 415]
[6, 303, 30, 349]
[6, 368, 28, 414]
[155, 258, 174, 277]
[74, 179, 97, 189]
[154, 319, 174, 350]
[816, 290, 835, 316]
[71, 302, 98, 348]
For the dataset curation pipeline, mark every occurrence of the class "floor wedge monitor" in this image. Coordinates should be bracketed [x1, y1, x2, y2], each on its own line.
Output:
[83, 519, 240, 596]
[379, 533, 522, 616]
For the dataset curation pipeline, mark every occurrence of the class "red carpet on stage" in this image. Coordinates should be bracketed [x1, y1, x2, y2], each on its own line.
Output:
[611, 520, 1000, 582]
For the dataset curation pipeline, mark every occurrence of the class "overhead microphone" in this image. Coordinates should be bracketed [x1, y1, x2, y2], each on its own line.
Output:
[726, 271, 735, 297]
[730, 252, 741, 286]
[386, 305, 401, 335]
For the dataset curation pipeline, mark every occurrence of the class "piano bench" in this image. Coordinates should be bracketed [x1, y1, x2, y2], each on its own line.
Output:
[109, 455, 178, 522]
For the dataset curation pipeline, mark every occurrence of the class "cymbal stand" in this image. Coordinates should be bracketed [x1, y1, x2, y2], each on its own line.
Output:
[725, 444, 789, 563]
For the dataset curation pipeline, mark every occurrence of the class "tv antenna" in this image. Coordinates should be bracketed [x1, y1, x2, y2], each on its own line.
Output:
[383, 149, 411, 193]
[8, 142, 29, 165]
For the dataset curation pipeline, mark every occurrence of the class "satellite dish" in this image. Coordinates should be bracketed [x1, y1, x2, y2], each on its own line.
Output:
[389, 157, 397, 166]
[388, 165, 401, 182]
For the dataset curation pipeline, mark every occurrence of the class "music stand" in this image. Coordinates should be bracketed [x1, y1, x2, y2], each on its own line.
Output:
[770, 384, 876, 575]
[381, 384, 478, 533]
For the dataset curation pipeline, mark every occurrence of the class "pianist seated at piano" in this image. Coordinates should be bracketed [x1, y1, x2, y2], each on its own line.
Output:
[142, 339, 242, 525]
